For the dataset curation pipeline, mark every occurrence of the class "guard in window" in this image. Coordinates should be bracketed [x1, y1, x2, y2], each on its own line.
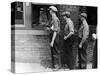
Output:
[78, 13, 89, 69]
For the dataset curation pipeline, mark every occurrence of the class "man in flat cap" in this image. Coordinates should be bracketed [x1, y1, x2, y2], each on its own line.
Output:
[78, 13, 89, 69]
[62, 11, 75, 69]
[48, 6, 62, 69]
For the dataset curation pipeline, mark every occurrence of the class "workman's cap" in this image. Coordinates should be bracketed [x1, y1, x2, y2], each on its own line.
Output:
[80, 13, 87, 18]
[62, 11, 70, 16]
[49, 6, 58, 12]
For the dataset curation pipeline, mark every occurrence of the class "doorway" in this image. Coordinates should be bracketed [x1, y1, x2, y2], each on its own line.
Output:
[86, 7, 97, 26]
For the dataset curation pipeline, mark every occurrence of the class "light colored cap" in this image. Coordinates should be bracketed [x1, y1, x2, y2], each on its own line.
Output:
[62, 11, 70, 16]
[49, 6, 58, 12]
[80, 13, 87, 18]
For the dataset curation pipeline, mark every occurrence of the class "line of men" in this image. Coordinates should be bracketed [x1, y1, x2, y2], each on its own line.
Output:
[47, 6, 89, 70]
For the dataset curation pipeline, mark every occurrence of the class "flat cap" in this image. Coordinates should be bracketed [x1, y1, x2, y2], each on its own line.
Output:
[62, 11, 70, 16]
[80, 13, 87, 18]
[49, 6, 58, 12]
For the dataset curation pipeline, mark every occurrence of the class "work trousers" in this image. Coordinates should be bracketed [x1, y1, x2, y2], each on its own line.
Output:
[63, 35, 75, 69]
[50, 30, 64, 68]
[78, 37, 88, 69]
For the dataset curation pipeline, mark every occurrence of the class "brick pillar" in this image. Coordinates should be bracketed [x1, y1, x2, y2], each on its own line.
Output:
[24, 2, 32, 29]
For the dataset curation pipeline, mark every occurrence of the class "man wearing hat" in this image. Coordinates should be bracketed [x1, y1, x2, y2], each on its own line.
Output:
[48, 6, 62, 69]
[62, 11, 75, 69]
[78, 13, 89, 69]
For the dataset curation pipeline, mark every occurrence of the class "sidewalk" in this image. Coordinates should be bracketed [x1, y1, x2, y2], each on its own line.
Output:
[14, 62, 92, 73]
[14, 62, 70, 73]
[15, 62, 52, 73]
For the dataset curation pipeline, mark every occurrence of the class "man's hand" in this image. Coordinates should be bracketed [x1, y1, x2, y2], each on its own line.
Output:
[79, 43, 82, 48]
[64, 36, 67, 40]
[45, 27, 50, 31]
[50, 41, 54, 47]
[92, 33, 97, 40]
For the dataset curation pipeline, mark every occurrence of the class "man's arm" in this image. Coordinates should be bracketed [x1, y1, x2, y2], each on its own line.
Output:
[51, 32, 57, 47]
[80, 24, 89, 46]
[50, 19, 59, 47]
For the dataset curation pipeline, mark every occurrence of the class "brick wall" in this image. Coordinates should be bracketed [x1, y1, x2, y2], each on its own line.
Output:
[87, 25, 97, 63]
[11, 30, 52, 68]
[57, 5, 80, 30]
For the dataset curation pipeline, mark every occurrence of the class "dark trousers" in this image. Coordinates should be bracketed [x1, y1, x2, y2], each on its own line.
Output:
[92, 39, 97, 68]
[78, 38, 88, 69]
[50, 30, 64, 68]
[63, 35, 75, 69]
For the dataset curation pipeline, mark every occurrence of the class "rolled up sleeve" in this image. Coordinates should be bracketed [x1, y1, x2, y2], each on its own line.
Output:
[53, 19, 60, 32]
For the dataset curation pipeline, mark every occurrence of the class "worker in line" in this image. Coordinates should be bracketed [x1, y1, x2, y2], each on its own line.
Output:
[48, 6, 62, 69]
[78, 13, 89, 69]
[62, 11, 75, 69]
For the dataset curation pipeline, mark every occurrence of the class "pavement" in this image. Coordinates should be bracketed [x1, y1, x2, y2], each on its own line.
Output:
[12, 62, 92, 73]
[14, 62, 52, 73]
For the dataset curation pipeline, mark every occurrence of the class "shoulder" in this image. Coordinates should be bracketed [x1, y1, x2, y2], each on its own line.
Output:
[54, 17, 59, 22]
[53, 17, 60, 24]
[68, 19, 73, 24]
[67, 19, 74, 27]
[83, 20, 89, 29]
[83, 20, 88, 25]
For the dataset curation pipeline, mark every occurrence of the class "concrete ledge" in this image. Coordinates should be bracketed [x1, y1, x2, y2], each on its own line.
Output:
[11, 30, 49, 35]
